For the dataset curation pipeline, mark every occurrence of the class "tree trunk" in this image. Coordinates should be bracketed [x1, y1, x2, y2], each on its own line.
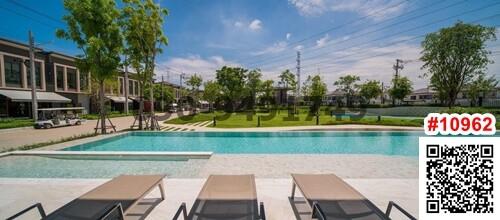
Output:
[99, 81, 106, 134]
[139, 82, 144, 130]
[149, 80, 155, 130]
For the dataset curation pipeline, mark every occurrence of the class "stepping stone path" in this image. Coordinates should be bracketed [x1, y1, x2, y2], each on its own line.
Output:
[160, 120, 213, 132]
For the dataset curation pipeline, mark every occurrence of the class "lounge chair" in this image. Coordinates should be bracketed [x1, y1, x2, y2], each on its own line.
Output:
[173, 174, 266, 220]
[290, 174, 416, 220]
[7, 175, 166, 220]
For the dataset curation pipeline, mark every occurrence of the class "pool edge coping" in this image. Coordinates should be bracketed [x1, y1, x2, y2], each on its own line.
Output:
[0, 150, 213, 159]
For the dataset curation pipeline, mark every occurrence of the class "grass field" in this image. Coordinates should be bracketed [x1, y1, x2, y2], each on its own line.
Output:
[166, 111, 425, 128]
[0, 118, 34, 130]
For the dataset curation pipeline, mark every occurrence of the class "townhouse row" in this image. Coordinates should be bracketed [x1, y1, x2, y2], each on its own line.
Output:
[0, 37, 144, 118]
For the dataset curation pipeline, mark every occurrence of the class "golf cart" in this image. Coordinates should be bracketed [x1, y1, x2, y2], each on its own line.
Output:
[34, 107, 87, 129]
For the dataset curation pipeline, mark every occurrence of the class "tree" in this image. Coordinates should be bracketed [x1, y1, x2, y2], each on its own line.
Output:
[56, 0, 123, 134]
[389, 76, 412, 105]
[121, 0, 168, 129]
[309, 75, 327, 114]
[279, 69, 297, 90]
[334, 74, 360, 107]
[186, 74, 203, 107]
[358, 80, 382, 104]
[144, 83, 174, 109]
[301, 75, 312, 98]
[421, 21, 496, 108]
[466, 75, 498, 107]
[202, 80, 221, 112]
[259, 80, 275, 107]
[245, 69, 262, 109]
[215, 66, 248, 111]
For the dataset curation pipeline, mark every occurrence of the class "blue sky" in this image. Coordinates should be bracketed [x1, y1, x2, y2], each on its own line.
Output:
[0, 0, 499, 89]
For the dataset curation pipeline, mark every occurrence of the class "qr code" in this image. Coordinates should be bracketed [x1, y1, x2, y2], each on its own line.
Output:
[426, 144, 494, 213]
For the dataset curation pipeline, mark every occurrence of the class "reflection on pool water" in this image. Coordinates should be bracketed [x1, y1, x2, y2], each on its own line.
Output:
[0, 156, 207, 178]
[64, 131, 421, 156]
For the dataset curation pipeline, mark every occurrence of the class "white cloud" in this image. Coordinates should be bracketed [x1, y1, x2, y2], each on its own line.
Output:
[316, 34, 330, 48]
[157, 55, 240, 83]
[249, 19, 262, 31]
[295, 45, 304, 50]
[251, 41, 288, 55]
[286, 33, 292, 40]
[289, 0, 407, 21]
[234, 21, 243, 28]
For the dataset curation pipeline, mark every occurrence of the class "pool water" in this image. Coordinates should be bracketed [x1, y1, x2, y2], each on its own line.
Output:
[0, 156, 207, 178]
[64, 131, 421, 156]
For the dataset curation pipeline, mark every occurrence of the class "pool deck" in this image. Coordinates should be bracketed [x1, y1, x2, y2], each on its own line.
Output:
[0, 177, 418, 220]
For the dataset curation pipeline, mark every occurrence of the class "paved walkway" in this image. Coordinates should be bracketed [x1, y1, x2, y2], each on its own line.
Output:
[0, 112, 184, 151]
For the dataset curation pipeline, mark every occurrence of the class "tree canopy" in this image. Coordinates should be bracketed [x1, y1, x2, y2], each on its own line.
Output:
[358, 80, 382, 104]
[56, 0, 123, 134]
[279, 69, 297, 91]
[421, 21, 496, 107]
[334, 74, 360, 107]
[389, 76, 413, 104]
[466, 75, 498, 107]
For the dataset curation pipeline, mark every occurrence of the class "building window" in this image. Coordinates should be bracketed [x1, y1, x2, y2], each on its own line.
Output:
[128, 80, 134, 96]
[67, 68, 77, 91]
[119, 78, 124, 95]
[56, 66, 64, 90]
[80, 72, 88, 91]
[134, 81, 139, 96]
[27, 61, 42, 89]
[4, 56, 23, 88]
[410, 96, 416, 100]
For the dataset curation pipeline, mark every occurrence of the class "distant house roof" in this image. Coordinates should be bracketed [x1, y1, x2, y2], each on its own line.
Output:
[412, 87, 436, 94]
[326, 90, 345, 96]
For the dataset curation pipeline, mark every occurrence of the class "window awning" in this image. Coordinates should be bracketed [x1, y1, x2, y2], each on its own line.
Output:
[0, 89, 71, 103]
[106, 96, 133, 103]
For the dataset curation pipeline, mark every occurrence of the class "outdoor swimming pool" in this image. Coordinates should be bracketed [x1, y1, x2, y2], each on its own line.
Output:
[64, 131, 421, 156]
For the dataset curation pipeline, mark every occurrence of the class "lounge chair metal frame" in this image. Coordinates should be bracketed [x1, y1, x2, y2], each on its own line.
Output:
[173, 175, 266, 220]
[6, 175, 165, 220]
[6, 203, 46, 220]
[173, 201, 266, 220]
[290, 176, 417, 220]
[7, 202, 126, 220]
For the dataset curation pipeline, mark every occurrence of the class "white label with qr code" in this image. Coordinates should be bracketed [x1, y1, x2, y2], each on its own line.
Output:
[419, 137, 499, 220]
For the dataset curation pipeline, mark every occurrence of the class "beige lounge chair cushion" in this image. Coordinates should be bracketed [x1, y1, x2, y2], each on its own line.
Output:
[47, 175, 165, 219]
[198, 175, 257, 200]
[292, 174, 364, 201]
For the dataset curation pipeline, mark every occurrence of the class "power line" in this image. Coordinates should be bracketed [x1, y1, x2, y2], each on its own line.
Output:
[233, 0, 413, 65]
[0, 5, 60, 29]
[262, 3, 500, 71]
[299, 22, 500, 75]
[6, 0, 65, 25]
[244, 0, 465, 68]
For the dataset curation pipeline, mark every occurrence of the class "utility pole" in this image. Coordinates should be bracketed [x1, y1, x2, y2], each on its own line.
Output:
[161, 75, 165, 112]
[295, 51, 301, 113]
[392, 59, 404, 106]
[28, 31, 37, 121]
[124, 55, 129, 114]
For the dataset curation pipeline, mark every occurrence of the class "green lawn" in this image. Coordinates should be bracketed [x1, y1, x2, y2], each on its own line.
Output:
[81, 112, 135, 120]
[166, 111, 425, 128]
[0, 118, 34, 129]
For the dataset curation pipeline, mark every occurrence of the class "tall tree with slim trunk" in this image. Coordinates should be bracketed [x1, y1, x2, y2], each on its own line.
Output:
[56, 0, 123, 134]
[186, 74, 203, 107]
[121, 0, 168, 129]
[358, 80, 382, 104]
[334, 74, 360, 107]
[421, 22, 496, 108]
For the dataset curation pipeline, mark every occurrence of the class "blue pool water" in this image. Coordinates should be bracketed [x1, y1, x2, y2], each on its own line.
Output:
[64, 131, 421, 156]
